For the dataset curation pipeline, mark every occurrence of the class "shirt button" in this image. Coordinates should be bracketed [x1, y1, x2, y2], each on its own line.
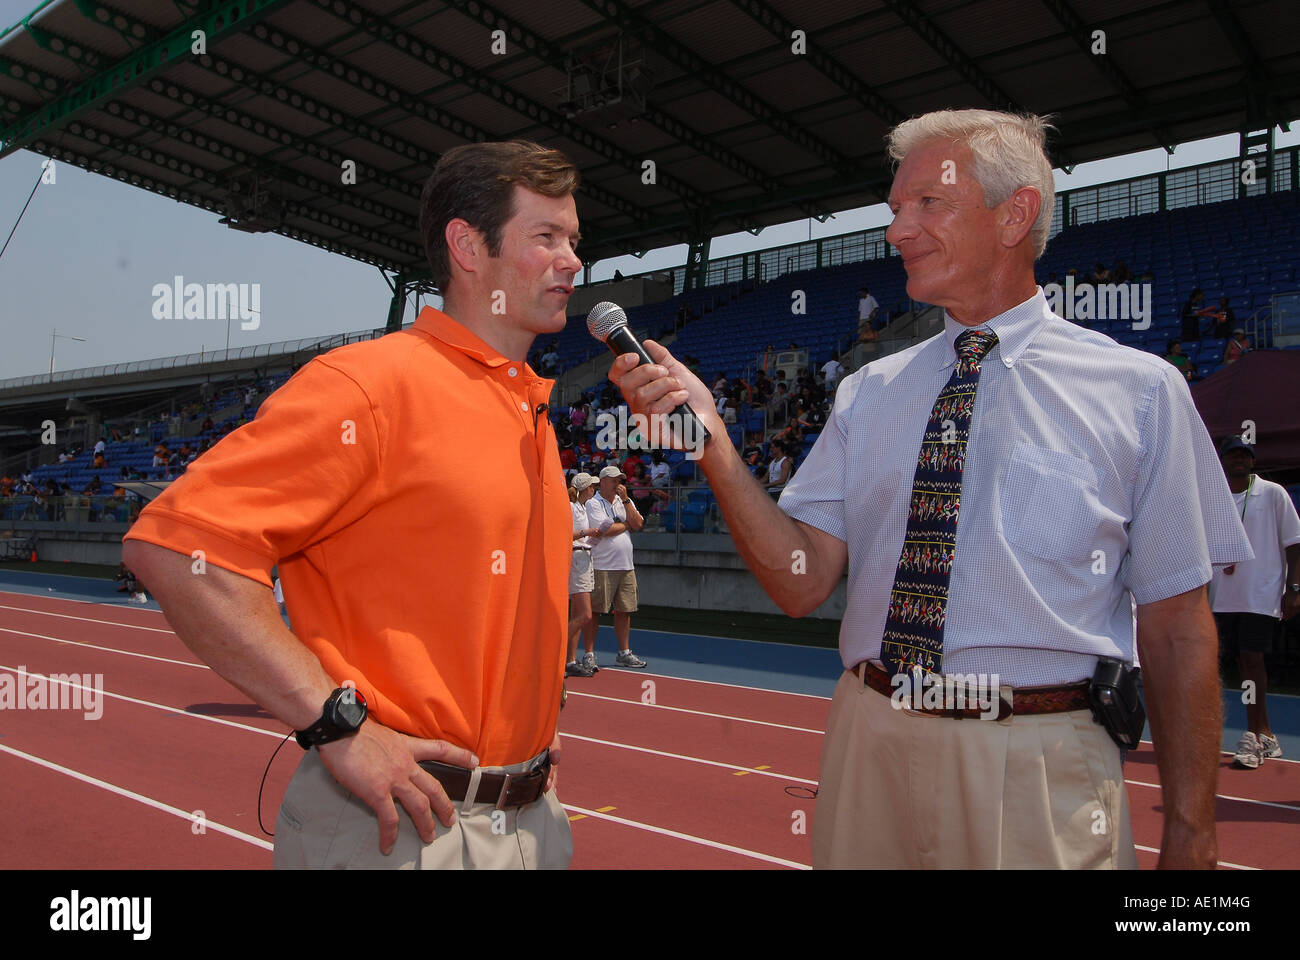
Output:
[521, 401, 528, 411]
[508, 367, 518, 377]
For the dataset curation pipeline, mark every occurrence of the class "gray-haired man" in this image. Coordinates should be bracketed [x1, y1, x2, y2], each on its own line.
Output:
[608, 108, 1250, 869]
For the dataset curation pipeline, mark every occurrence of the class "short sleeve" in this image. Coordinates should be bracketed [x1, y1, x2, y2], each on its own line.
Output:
[777, 376, 855, 541]
[123, 358, 383, 586]
[1277, 486, 1300, 550]
[1124, 366, 1252, 605]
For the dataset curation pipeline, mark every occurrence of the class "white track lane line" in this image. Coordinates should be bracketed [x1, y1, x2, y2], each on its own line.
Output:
[1, 667, 1277, 870]
[561, 732, 817, 784]
[561, 804, 808, 869]
[0, 627, 208, 669]
[0, 664, 284, 738]
[599, 666, 832, 700]
[0, 602, 175, 633]
[1125, 778, 1300, 814]
[565, 690, 824, 734]
[1132, 843, 1257, 871]
[0, 742, 273, 852]
[0, 668, 803, 868]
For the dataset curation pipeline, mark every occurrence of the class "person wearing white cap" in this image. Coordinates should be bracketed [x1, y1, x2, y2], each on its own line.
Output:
[566, 473, 601, 678]
[582, 465, 648, 669]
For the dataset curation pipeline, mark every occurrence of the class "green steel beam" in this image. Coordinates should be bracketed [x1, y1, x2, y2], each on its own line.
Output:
[140, 73, 419, 206]
[880, 0, 1078, 168]
[236, 18, 657, 230]
[53, 117, 424, 263]
[0, 0, 294, 160]
[315, 0, 711, 211]
[575, 0, 862, 177]
[31, 137, 404, 271]
[96, 98, 416, 236]
[440, 0, 806, 207]
[729, 0, 908, 128]
[1037, 0, 1176, 152]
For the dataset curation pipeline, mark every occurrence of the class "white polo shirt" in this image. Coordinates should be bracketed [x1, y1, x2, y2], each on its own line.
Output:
[1209, 476, 1300, 619]
[586, 492, 634, 571]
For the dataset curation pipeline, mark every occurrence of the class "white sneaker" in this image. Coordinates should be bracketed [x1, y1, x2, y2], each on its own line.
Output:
[1233, 731, 1262, 769]
[1258, 733, 1283, 760]
[616, 650, 647, 668]
[582, 651, 599, 673]
[130, 592, 149, 605]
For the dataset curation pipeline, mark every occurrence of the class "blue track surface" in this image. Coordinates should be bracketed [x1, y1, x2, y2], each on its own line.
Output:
[3, 566, 1295, 759]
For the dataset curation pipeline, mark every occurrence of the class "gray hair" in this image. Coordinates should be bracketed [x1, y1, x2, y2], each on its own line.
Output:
[886, 109, 1056, 258]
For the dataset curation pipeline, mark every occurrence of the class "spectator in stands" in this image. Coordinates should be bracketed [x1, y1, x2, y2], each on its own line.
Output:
[1180, 289, 1206, 342]
[1091, 262, 1109, 284]
[766, 440, 793, 497]
[1163, 340, 1197, 382]
[649, 450, 673, 496]
[822, 351, 844, 394]
[152, 442, 170, 467]
[565, 473, 601, 679]
[1224, 329, 1251, 365]
[93, 438, 107, 458]
[627, 462, 655, 516]
[201, 415, 214, 433]
[1210, 436, 1300, 769]
[541, 340, 560, 375]
[0, 474, 13, 497]
[559, 446, 578, 472]
[1112, 261, 1132, 284]
[582, 466, 647, 670]
[569, 400, 589, 433]
[742, 437, 765, 476]
[1205, 297, 1235, 340]
[82, 476, 102, 496]
[768, 382, 791, 425]
[712, 373, 729, 398]
[716, 391, 738, 425]
[92, 452, 106, 469]
[857, 287, 880, 342]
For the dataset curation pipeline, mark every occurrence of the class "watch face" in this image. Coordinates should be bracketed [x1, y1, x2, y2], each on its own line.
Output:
[331, 688, 367, 729]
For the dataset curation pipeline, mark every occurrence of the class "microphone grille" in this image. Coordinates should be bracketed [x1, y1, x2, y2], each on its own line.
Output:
[586, 301, 627, 342]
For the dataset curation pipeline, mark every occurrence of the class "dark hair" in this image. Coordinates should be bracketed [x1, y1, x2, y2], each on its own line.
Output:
[419, 140, 580, 291]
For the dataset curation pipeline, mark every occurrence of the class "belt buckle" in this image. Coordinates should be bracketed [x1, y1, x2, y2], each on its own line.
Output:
[494, 772, 515, 810]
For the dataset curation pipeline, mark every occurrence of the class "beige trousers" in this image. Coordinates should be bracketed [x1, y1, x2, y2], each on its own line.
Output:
[273, 748, 573, 869]
[812, 668, 1138, 869]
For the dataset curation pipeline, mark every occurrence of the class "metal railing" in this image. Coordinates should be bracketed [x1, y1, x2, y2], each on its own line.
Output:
[1, 494, 140, 525]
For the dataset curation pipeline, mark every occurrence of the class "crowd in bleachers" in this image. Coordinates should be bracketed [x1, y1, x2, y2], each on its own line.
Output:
[0, 371, 293, 524]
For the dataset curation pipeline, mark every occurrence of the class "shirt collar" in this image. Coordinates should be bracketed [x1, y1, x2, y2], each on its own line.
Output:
[939, 288, 1051, 370]
[412, 305, 543, 377]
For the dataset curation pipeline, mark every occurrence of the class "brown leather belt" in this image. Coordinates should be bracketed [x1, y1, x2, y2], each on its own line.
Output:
[850, 661, 1089, 720]
[417, 754, 550, 810]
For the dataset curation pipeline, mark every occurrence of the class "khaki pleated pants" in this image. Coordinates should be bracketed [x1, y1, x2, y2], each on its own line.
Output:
[812, 668, 1138, 869]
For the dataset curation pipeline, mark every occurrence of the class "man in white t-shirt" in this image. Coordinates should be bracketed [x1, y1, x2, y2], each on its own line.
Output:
[821, 352, 844, 393]
[856, 287, 880, 342]
[581, 466, 648, 670]
[93, 439, 107, 457]
[1209, 435, 1300, 768]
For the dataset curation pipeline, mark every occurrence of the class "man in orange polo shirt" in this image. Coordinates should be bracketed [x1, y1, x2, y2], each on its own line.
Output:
[122, 140, 581, 869]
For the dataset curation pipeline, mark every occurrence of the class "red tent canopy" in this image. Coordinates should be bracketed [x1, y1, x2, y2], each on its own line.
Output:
[1192, 351, 1300, 475]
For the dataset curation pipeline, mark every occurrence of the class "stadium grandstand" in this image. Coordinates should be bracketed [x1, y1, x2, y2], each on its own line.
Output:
[2, 0, 1300, 876]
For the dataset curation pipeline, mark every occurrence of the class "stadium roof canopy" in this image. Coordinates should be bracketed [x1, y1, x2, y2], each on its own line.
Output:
[2, 0, 1298, 291]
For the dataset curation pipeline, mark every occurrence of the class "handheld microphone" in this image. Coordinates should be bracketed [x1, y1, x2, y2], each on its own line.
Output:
[586, 301, 712, 447]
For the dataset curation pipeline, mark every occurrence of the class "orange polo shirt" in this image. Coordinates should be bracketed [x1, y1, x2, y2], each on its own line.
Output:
[124, 307, 570, 766]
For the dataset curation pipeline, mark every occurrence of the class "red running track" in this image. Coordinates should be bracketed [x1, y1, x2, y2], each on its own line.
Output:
[0, 590, 1296, 869]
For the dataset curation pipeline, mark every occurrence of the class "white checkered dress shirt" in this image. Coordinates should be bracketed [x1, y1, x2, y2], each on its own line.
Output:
[780, 289, 1253, 686]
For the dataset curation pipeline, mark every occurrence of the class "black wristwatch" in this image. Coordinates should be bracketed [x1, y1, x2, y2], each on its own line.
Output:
[295, 686, 368, 749]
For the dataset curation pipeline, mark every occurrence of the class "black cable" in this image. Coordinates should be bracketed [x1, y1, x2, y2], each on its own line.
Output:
[784, 784, 818, 800]
[257, 730, 297, 837]
[0, 167, 45, 264]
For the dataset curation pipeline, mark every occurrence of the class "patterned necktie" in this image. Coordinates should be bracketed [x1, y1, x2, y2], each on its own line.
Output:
[880, 328, 999, 679]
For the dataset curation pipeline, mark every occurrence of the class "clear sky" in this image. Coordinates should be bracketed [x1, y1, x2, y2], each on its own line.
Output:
[1, 0, 1297, 380]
